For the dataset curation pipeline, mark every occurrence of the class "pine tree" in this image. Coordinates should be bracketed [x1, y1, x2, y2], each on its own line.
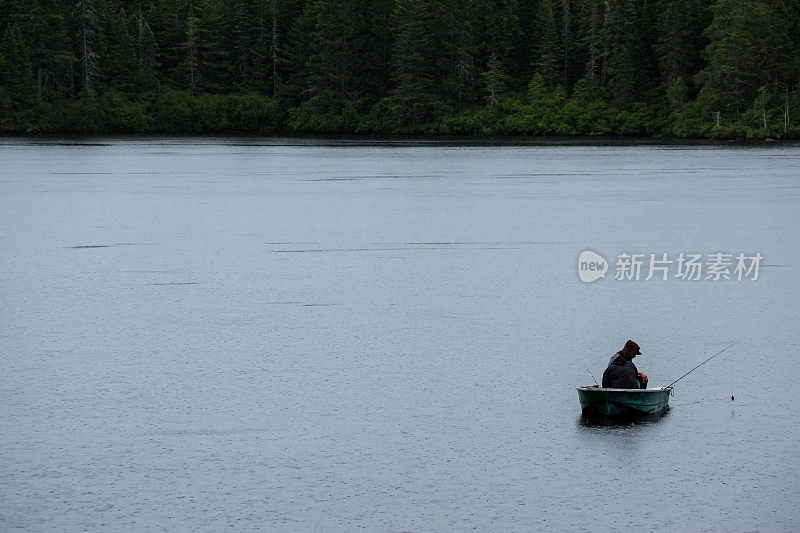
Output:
[177, 0, 228, 94]
[561, 0, 573, 84]
[479, 0, 520, 80]
[222, 0, 252, 91]
[355, 0, 393, 101]
[12, 0, 76, 96]
[252, 0, 305, 97]
[137, 13, 159, 88]
[243, 0, 274, 94]
[182, 9, 200, 94]
[527, 71, 546, 100]
[437, 0, 479, 105]
[752, 84, 769, 134]
[75, 0, 99, 96]
[102, 7, 137, 90]
[602, 0, 636, 102]
[666, 76, 688, 108]
[580, 0, 603, 80]
[389, 0, 435, 123]
[0, 22, 36, 104]
[148, 0, 189, 88]
[301, 0, 389, 108]
[306, 0, 360, 107]
[765, 0, 800, 53]
[196, 0, 229, 92]
[282, 0, 316, 103]
[533, 0, 563, 87]
[266, 0, 280, 93]
[695, 0, 795, 119]
[481, 52, 507, 107]
[656, 0, 709, 91]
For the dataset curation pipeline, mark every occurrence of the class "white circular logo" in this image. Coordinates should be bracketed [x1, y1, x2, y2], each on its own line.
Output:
[578, 250, 608, 283]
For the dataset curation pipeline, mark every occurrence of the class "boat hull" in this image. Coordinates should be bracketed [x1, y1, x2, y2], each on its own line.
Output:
[577, 386, 672, 419]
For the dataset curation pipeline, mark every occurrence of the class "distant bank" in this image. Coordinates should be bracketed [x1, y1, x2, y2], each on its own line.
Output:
[2, 88, 798, 140]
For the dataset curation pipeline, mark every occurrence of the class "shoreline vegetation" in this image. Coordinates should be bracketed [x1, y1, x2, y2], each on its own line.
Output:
[1, 0, 799, 139]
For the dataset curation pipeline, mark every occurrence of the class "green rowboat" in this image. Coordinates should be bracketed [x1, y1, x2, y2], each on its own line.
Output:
[577, 386, 672, 419]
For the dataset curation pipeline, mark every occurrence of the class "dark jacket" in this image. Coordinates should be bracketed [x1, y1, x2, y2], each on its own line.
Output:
[602, 355, 640, 388]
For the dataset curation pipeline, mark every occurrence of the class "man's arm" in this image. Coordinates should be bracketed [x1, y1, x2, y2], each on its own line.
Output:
[622, 361, 640, 388]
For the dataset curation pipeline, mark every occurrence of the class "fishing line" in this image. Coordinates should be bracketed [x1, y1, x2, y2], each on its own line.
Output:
[672, 392, 754, 407]
[667, 344, 735, 388]
[671, 399, 719, 407]
[730, 346, 734, 401]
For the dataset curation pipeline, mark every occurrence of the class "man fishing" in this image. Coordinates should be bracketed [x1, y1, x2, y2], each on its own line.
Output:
[602, 340, 648, 389]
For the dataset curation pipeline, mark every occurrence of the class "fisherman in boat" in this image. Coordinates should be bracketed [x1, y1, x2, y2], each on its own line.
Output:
[602, 340, 648, 389]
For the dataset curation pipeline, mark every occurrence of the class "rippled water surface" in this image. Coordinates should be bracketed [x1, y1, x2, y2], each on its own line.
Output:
[1, 138, 799, 531]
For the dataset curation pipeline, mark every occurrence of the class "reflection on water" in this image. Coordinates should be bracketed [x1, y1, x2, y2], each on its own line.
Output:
[577, 408, 672, 428]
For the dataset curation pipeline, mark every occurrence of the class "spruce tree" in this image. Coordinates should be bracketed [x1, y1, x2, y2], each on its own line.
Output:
[389, 0, 434, 123]
[252, 0, 305, 97]
[580, 0, 603, 80]
[195, 0, 229, 92]
[0, 22, 36, 104]
[656, 0, 709, 92]
[695, 0, 795, 119]
[182, 8, 200, 94]
[102, 7, 137, 91]
[482, 52, 507, 107]
[438, 0, 479, 105]
[75, 0, 99, 96]
[282, 0, 316, 104]
[355, 0, 393, 101]
[12, 0, 76, 96]
[137, 13, 159, 88]
[533, 0, 563, 87]
[478, 0, 520, 79]
[306, 0, 362, 108]
[527, 71, 546, 101]
[148, 0, 189, 88]
[561, 0, 573, 84]
[602, 0, 636, 102]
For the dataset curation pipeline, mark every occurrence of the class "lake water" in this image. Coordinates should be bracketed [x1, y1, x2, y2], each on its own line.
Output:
[1, 137, 799, 531]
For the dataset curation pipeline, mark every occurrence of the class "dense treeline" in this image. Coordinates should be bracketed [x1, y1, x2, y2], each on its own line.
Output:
[1, 0, 799, 137]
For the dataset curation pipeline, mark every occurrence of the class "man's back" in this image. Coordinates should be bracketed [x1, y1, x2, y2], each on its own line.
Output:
[602, 356, 639, 388]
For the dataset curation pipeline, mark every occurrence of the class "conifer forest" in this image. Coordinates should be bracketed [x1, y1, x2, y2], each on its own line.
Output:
[1, 0, 798, 137]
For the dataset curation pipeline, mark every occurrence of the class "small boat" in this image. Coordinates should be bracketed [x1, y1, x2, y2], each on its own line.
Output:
[577, 385, 672, 420]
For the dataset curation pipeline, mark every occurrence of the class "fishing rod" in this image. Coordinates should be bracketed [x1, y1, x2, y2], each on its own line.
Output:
[587, 369, 599, 386]
[667, 344, 734, 388]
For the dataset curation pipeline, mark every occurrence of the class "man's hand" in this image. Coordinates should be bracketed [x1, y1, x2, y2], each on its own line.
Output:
[638, 371, 648, 385]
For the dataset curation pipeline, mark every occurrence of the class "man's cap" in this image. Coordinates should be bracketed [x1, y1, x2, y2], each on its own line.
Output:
[623, 340, 642, 355]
